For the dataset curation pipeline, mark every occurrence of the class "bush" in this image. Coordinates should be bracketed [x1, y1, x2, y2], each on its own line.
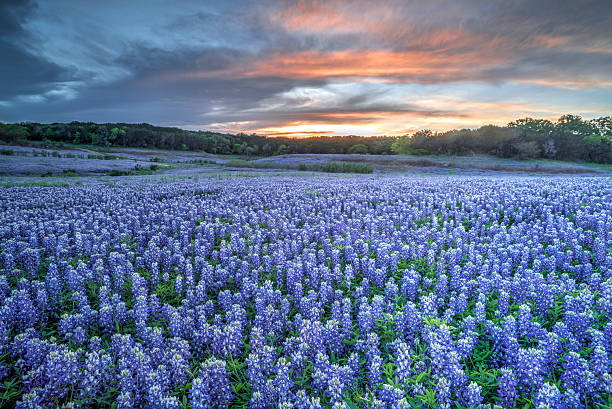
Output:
[225, 159, 249, 167]
[347, 144, 369, 154]
[513, 141, 541, 159]
[0, 149, 14, 155]
[408, 148, 431, 156]
[0, 123, 29, 142]
[321, 162, 374, 174]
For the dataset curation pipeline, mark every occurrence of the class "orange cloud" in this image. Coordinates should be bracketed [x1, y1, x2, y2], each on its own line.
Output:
[160, 2, 612, 137]
[245, 50, 497, 80]
[270, 0, 398, 35]
[176, 48, 509, 83]
[202, 99, 557, 138]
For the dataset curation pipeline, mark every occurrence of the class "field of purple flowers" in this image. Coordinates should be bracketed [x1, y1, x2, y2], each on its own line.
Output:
[0, 175, 610, 409]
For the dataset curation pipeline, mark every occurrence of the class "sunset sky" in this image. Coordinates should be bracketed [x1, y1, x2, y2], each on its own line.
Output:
[1, 0, 611, 137]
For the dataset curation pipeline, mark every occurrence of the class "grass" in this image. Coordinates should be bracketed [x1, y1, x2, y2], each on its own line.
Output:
[225, 159, 374, 174]
[320, 162, 374, 173]
[108, 164, 166, 176]
[3, 140, 609, 176]
[61, 169, 78, 176]
[0, 181, 71, 187]
[531, 158, 612, 173]
[342, 154, 609, 174]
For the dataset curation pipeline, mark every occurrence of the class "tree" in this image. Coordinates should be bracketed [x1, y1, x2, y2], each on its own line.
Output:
[246, 145, 259, 156]
[276, 144, 287, 155]
[542, 139, 557, 158]
[512, 141, 541, 159]
[347, 144, 369, 154]
[509, 117, 554, 142]
[391, 135, 412, 154]
[110, 127, 126, 143]
[553, 115, 598, 160]
[0, 124, 29, 142]
[590, 116, 611, 136]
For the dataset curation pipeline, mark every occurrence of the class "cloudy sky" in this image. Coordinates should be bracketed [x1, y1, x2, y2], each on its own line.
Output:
[1, 0, 611, 136]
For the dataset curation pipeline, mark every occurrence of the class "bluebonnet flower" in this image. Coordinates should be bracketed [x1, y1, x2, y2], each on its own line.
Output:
[498, 367, 518, 407]
[15, 388, 44, 409]
[463, 381, 482, 408]
[534, 382, 564, 409]
[1, 172, 611, 406]
[368, 354, 383, 389]
[434, 376, 452, 409]
[189, 377, 211, 409]
[247, 344, 276, 391]
[193, 358, 232, 407]
[561, 351, 595, 399]
[379, 383, 404, 408]
[474, 301, 486, 323]
[274, 357, 294, 403]
[514, 347, 547, 394]
[395, 342, 412, 384]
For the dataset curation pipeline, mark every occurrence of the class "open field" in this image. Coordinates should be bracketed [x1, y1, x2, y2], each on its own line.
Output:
[0, 172, 610, 408]
[1, 144, 609, 176]
[251, 154, 612, 174]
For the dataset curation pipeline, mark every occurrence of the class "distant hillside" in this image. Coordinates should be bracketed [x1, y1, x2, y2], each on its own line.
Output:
[1, 114, 610, 163]
[0, 122, 395, 156]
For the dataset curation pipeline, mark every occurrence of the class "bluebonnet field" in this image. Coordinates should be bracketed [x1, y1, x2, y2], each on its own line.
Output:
[0, 174, 610, 409]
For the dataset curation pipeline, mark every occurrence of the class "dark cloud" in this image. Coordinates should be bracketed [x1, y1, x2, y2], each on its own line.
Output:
[0, 0, 36, 36]
[1, 0, 610, 133]
[2, 43, 328, 126]
[0, 0, 75, 99]
[0, 40, 69, 98]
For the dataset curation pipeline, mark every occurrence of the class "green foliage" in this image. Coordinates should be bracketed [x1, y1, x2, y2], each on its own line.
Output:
[225, 160, 373, 173]
[108, 164, 165, 176]
[61, 169, 78, 176]
[347, 143, 369, 154]
[3, 115, 611, 163]
[0, 181, 70, 187]
[0, 123, 29, 142]
[3, 122, 398, 156]
[512, 140, 541, 159]
[109, 127, 126, 142]
[320, 162, 374, 173]
[391, 116, 612, 163]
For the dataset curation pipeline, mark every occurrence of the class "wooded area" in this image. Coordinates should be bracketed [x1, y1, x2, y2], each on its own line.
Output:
[1, 115, 610, 163]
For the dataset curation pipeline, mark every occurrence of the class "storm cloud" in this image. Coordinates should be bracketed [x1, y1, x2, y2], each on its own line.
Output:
[1, 0, 610, 135]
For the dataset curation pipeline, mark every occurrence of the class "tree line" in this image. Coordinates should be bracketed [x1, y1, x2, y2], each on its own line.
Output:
[392, 115, 611, 163]
[0, 122, 395, 156]
[0, 115, 610, 163]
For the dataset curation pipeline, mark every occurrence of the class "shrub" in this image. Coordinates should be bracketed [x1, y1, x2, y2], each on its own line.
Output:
[348, 144, 369, 154]
[321, 162, 374, 173]
[61, 169, 77, 176]
[513, 141, 541, 159]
